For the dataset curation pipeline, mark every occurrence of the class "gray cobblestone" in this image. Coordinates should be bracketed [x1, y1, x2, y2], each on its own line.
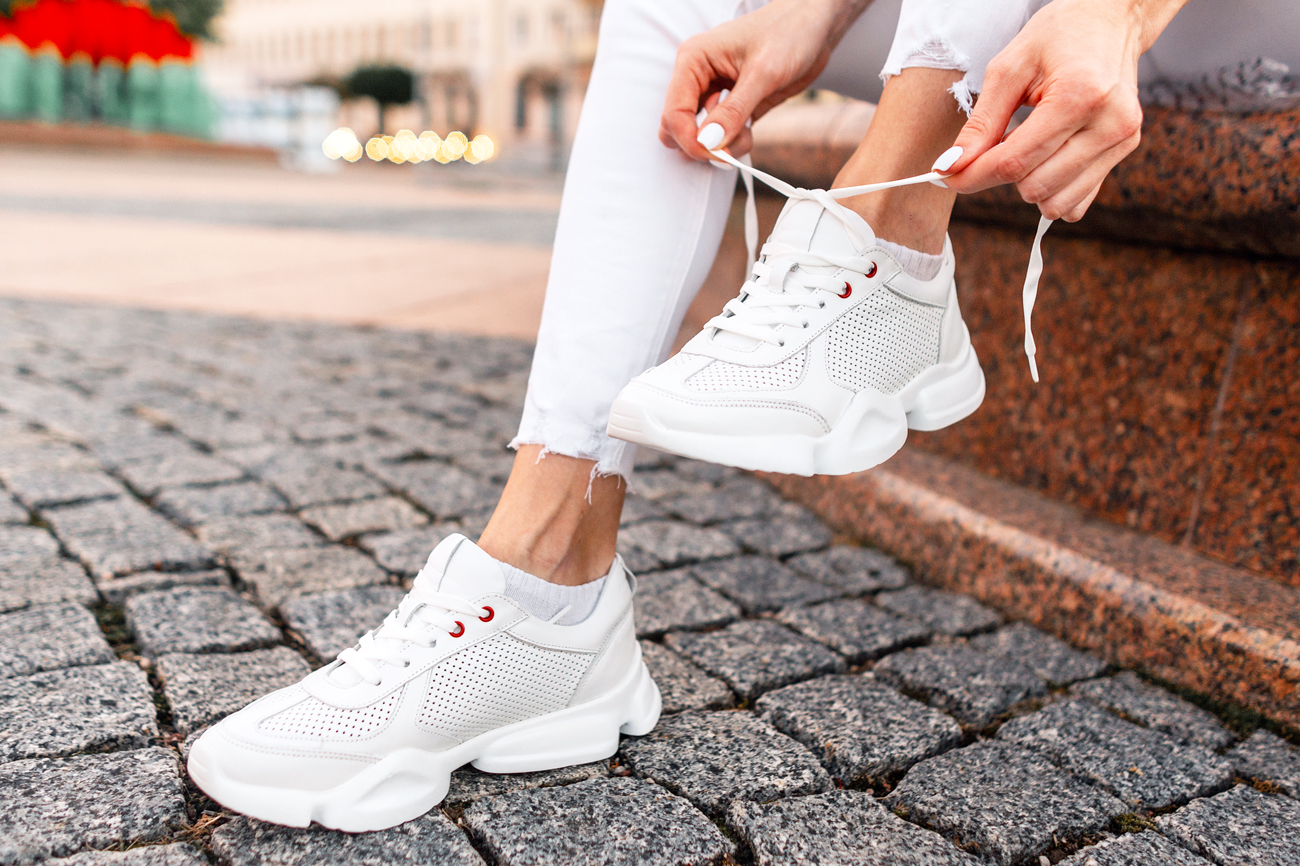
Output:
[195, 514, 322, 554]
[446, 761, 609, 807]
[633, 568, 741, 638]
[463, 776, 732, 866]
[875, 586, 1002, 636]
[665, 619, 845, 701]
[0, 748, 186, 865]
[3, 470, 123, 509]
[872, 644, 1046, 728]
[153, 481, 286, 526]
[617, 494, 662, 526]
[787, 544, 911, 595]
[125, 587, 281, 656]
[627, 469, 711, 502]
[638, 640, 734, 714]
[1072, 672, 1234, 750]
[231, 546, 390, 607]
[367, 460, 498, 519]
[0, 525, 61, 563]
[971, 622, 1108, 686]
[115, 451, 244, 496]
[256, 451, 387, 508]
[211, 814, 484, 866]
[997, 699, 1234, 809]
[1226, 730, 1300, 798]
[281, 585, 406, 660]
[619, 520, 741, 569]
[0, 557, 98, 612]
[1157, 784, 1300, 866]
[659, 477, 787, 525]
[885, 740, 1125, 866]
[97, 569, 230, 605]
[722, 505, 833, 557]
[46, 843, 209, 866]
[299, 496, 428, 541]
[0, 495, 25, 525]
[360, 524, 463, 576]
[0, 662, 157, 762]
[0, 603, 114, 678]
[1058, 832, 1214, 866]
[44, 499, 213, 578]
[619, 711, 832, 819]
[757, 674, 962, 785]
[156, 646, 310, 734]
[690, 555, 835, 614]
[776, 598, 930, 663]
[729, 789, 982, 866]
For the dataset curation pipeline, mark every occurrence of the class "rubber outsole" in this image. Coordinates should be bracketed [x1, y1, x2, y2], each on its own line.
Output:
[187, 658, 662, 833]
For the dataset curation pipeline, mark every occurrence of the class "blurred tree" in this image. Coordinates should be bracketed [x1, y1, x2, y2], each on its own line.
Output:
[148, 0, 224, 39]
[345, 64, 413, 134]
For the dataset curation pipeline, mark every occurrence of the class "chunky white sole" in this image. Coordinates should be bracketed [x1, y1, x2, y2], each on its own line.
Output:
[608, 338, 985, 477]
[187, 658, 662, 833]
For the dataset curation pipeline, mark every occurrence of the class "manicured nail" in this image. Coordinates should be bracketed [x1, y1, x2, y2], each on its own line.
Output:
[695, 107, 708, 127]
[697, 122, 725, 150]
[932, 145, 963, 173]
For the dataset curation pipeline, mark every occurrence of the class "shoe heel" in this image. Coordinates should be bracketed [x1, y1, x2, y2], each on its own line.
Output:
[620, 661, 662, 737]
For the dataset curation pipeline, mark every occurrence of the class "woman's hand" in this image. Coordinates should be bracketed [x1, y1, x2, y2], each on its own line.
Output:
[660, 0, 869, 162]
[939, 0, 1188, 222]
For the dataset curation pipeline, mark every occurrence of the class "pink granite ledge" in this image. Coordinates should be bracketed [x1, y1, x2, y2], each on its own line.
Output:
[759, 447, 1300, 729]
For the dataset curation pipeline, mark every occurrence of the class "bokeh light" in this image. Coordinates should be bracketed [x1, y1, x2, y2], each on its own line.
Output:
[326, 129, 494, 166]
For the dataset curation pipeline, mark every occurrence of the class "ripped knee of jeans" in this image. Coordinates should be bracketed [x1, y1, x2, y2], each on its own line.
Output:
[880, 37, 977, 116]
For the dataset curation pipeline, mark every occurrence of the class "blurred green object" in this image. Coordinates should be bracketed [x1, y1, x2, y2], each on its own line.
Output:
[159, 59, 201, 135]
[148, 0, 225, 39]
[29, 49, 61, 123]
[344, 64, 414, 134]
[0, 41, 30, 118]
[127, 57, 160, 131]
[64, 54, 94, 122]
[97, 59, 128, 125]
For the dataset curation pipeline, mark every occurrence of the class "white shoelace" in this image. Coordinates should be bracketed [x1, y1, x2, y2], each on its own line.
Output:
[335, 584, 485, 686]
[707, 147, 1052, 382]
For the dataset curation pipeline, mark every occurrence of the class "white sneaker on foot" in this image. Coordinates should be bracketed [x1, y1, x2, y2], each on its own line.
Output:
[187, 534, 661, 832]
[608, 195, 985, 476]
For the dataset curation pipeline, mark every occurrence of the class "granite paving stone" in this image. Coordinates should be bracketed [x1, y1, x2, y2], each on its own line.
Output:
[367, 460, 498, 518]
[359, 524, 464, 576]
[1072, 672, 1235, 750]
[44, 499, 214, 578]
[659, 477, 787, 524]
[875, 586, 1002, 636]
[0, 661, 157, 762]
[617, 544, 661, 574]
[230, 546, 391, 607]
[299, 496, 428, 541]
[787, 544, 911, 595]
[626, 469, 712, 502]
[0, 748, 187, 865]
[46, 843, 210, 866]
[114, 451, 244, 495]
[280, 585, 406, 660]
[211, 814, 484, 866]
[729, 789, 982, 866]
[633, 567, 741, 638]
[872, 644, 1046, 728]
[0, 557, 98, 612]
[0, 525, 61, 563]
[97, 569, 230, 605]
[156, 646, 310, 734]
[446, 761, 610, 807]
[997, 699, 1234, 809]
[690, 555, 835, 614]
[0, 495, 25, 525]
[3, 470, 123, 509]
[454, 447, 516, 483]
[0, 603, 114, 678]
[619, 710, 832, 819]
[1057, 832, 1214, 866]
[665, 619, 846, 701]
[971, 622, 1108, 686]
[1225, 730, 1300, 798]
[776, 598, 931, 663]
[125, 587, 281, 655]
[617, 494, 662, 526]
[153, 481, 286, 526]
[256, 451, 387, 508]
[1157, 784, 1300, 866]
[619, 520, 741, 569]
[885, 740, 1126, 866]
[756, 674, 962, 784]
[464, 776, 732, 866]
[723, 505, 834, 557]
[638, 640, 735, 714]
[195, 514, 323, 554]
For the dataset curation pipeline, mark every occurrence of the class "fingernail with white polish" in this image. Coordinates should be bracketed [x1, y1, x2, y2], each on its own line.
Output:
[932, 145, 963, 172]
[697, 122, 725, 150]
[695, 108, 708, 127]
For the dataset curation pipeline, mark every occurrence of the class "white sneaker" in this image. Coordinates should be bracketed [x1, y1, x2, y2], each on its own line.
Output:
[608, 195, 985, 476]
[187, 534, 661, 832]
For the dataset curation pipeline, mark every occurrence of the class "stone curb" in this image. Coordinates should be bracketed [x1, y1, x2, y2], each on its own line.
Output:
[760, 449, 1300, 730]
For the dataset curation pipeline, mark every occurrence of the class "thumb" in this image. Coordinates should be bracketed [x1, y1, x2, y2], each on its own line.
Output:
[695, 73, 768, 155]
[942, 60, 1032, 180]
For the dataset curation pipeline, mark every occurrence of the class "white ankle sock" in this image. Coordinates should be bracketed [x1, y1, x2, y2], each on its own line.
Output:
[500, 562, 610, 626]
[877, 238, 943, 281]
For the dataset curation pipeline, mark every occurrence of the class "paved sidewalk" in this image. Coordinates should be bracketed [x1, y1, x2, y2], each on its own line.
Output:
[1, 297, 1298, 866]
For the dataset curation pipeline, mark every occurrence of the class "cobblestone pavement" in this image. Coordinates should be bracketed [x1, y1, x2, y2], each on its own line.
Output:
[1, 297, 1298, 865]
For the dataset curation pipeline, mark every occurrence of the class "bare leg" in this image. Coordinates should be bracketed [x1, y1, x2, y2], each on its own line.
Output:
[478, 446, 625, 586]
[833, 67, 968, 254]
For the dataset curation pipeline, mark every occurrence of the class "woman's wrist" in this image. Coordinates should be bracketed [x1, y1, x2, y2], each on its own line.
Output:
[1108, 0, 1190, 53]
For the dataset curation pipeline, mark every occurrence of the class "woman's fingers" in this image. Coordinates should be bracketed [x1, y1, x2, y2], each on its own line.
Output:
[940, 55, 1036, 178]
[1027, 130, 1139, 219]
[1064, 182, 1104, 222]
[659, 37, 733, 158]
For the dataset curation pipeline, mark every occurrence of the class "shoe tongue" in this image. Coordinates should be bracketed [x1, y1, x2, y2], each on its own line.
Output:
[414, 534, 506, 600]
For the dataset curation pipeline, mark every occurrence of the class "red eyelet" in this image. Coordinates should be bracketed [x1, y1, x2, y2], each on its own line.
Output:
[838, 282, 852, 299]
[865, 262, 878, 278]
[449, 621, 465, 638]
[479, 606, 494, 623]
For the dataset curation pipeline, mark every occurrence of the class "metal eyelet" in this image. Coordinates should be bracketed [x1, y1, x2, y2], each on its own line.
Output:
[479, 606, 495, 623]
[449, 621, 465, 638]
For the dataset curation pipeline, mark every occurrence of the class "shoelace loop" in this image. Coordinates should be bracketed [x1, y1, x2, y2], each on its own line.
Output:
[711, 147, 1052, 382]
[336, 584, 485, 686]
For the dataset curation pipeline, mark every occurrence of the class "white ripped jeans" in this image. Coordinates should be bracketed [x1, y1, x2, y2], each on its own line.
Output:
[510, 0, 1299, 479]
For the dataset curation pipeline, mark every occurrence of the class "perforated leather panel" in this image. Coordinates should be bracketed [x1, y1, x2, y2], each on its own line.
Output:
[260, 690, 403, 741]
[416, 633, 590, 743]
[685, 349, 806, 392]
[826, 289, 943, 393]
